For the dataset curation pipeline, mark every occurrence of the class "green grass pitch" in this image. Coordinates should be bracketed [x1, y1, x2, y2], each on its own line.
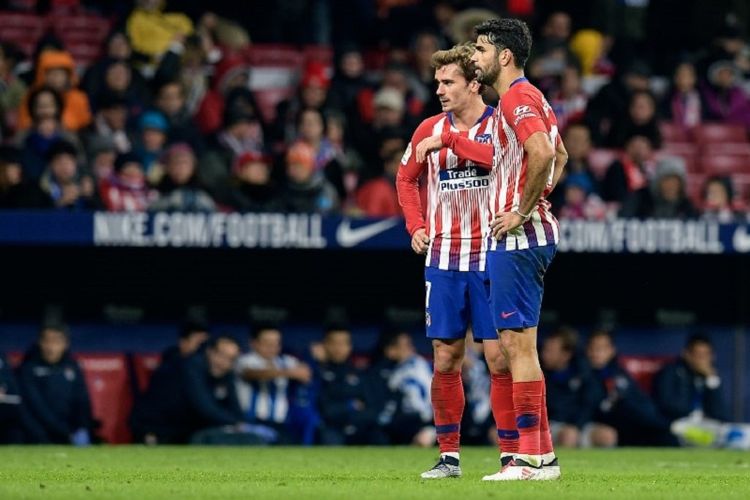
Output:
[1, 446, 748, 499]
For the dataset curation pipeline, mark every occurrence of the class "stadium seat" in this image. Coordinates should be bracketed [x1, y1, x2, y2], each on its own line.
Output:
[702, 142, 750, 156]
[693, 123, 748, 144]
[0, 11, 46, 54]
[131, 352, 162, 394]
[701, 154, 750, 176]
[587, 148, 620, 179]
[619, 355, 673, 393]
[659, 122, 689, 143]
[75, 354, 133, 444]
[303, 45, 333, 65]
[246, 44, 305, 68]
[656, 144, 699, 173]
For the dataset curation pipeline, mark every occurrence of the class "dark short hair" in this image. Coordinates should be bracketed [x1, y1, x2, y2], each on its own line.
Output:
[39, 322, 70, 339]
[475, 18, 533, 68]
[685, 333, 712, 351]
[208, 335, 239, 350]
[180, 319, 209, 339]
[28, 86, 63, 121]
[250, 323, 281, 340]
[46, 140, 78, 162]
[546, 326, 579, 353]
[587, 329, 613, 346]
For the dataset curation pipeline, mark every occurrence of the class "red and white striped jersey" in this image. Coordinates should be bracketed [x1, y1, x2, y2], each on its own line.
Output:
[397, 106, 495, 271]
[488, 78, 560, 252]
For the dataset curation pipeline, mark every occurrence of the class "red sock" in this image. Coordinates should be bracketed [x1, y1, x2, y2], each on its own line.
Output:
[431, 370, 464, 454]
[540, 377, 554, 455]
[490, 372, 518, 455]
[512, 380, 543, 458]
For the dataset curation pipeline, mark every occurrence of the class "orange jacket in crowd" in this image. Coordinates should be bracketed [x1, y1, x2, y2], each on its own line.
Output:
[17, 50, 92, 132]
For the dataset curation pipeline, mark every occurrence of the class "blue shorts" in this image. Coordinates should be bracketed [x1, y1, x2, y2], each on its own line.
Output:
[424, 267, 496, 341]
[487, 245, 556, 330]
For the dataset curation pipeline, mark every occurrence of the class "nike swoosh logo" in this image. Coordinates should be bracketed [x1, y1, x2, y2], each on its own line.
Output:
[501, 311, 517, 319]
[336, 218, 400, 248]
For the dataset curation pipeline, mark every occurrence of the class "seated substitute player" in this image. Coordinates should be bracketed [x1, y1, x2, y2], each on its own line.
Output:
[396, 43, 517, 479]
[417, 19, 569, 480]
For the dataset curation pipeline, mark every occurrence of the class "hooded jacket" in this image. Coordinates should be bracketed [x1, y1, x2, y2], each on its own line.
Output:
[18, 51, 92, 132]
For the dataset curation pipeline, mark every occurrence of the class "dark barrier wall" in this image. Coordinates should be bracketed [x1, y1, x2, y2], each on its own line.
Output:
[2, 245, 748, 326]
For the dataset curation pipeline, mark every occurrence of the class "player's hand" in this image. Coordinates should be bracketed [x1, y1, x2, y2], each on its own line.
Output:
[491, 212, 524, 239]
[415, 135, 444, 163]
[411, 228, 430, 255]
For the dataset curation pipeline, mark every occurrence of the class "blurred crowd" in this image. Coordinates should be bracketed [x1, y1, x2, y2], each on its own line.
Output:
[0, 321, 739, 448]
[0, 1, 749, 220]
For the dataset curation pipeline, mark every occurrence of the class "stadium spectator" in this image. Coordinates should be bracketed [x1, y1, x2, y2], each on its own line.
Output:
[17, 324, 94, 445]
[585, 330, 675, 447]
[297, 108, 339, 174]
[133, 111, 169, 185]
[353, 87, 409, 164]
[316, 326, 387, 445]
[216, 151, 282, 213]
[0, 42, 27, 138]
[92, 59, 149, 119]
[558, 173, 607, 221]
[199, 107, 265, 195]
[194, 54, 253, 137]
[620, 156, 698, 220]
[99, 152, 155, 212]
[411, 31, 442, 116]
[153, 80, 204, 152]
[701, 176, 744, 223]
[130, 320, 210, 444]
[541, 327, 596, 448]
[17, 87, 81, 180]
[701, 60, 750, 129]
[282, 141, 339, 214]
[548, 123, 598, 214]
[662, 61, 705, 133]
[81, 31, 139, 100]
[149, 143, 216, 212]
[17, 50, 92, 132]
[87, 135, 118, 182]
[325, 110, 364, 207]
[600, 134, 654, 204]
[83, 94, 133, 155]
[235, 324, 313, 443]
[126, 0, 194, 63]
[0, 352, 24, 443]
[549, 63, 588, 133]
[606, 90, 662, 149]
[356, 147, 402, 217]
[39, 140, 97, 210]
[275, 62, 332, 143]
[153, 34, 212, 118]
[585, 60, 651, 146]
[369, 328, 434, 447]
[182, 336, 249, 445]
[527, 11, 576, 95]
[653, 335, 730, 424]
[328, 45, 368, 125]
[0, 145, 52, 208]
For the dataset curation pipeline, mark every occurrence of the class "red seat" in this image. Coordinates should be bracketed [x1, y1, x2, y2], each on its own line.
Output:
[74, 353, 132, 444]
[588, 149, 620, 179]
[131, 353, 162, 393]
[701, 155, 750, 176]
[732, 173, 750, 201]
[659, 122, 689, 142]
[246, 44, 304, 68]
[0, 11, 47, 30]
[657, 144, 699, 173]
[619, 355, 673, 393]
[694, 123, 748, 144]
[50, 14, 111, 37]
[303, 45, 333, 65]
[702, 142, 750, 156]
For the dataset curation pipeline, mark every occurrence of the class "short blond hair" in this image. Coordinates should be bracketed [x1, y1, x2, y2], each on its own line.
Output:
[430, 43, 477, 83]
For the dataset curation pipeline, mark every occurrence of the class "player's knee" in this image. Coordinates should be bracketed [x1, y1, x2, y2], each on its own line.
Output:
[484, 349, 509, 374]
[557, 425, 580, 448]
[433, 343, 463, 373]
[590, 425, 618, 448]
